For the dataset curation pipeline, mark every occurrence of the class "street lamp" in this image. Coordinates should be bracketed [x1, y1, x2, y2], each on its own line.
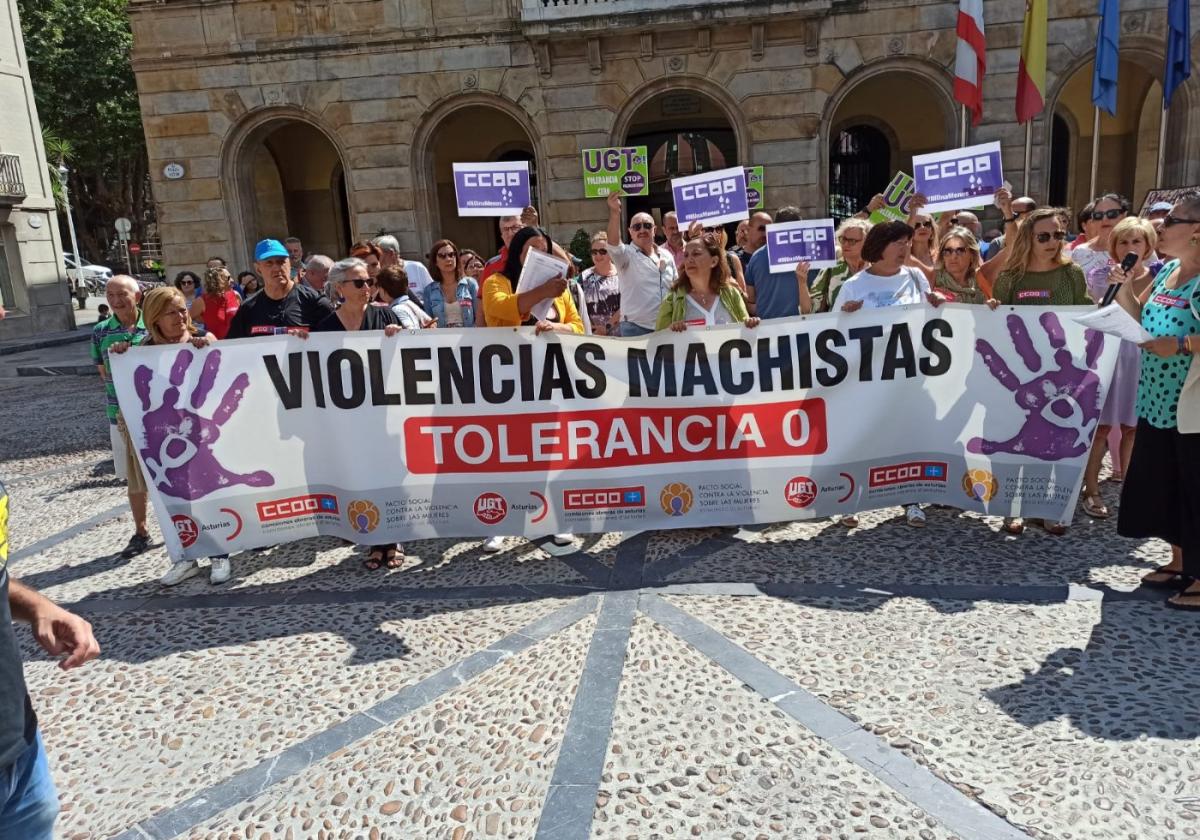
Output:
[57, 163, 85, 301]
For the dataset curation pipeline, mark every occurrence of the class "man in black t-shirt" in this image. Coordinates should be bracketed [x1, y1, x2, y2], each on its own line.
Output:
[0, 480, 101, 837]
[225, 239, 335, 339]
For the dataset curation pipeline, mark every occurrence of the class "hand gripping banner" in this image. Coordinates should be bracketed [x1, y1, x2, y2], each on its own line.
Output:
[111, 305, 1118, 560]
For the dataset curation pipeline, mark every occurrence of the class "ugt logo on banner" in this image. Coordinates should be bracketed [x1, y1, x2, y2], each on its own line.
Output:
[453, 162, 531, 216]
[912, 141, 1004, 213]
[766, 219, 838, 273]
[671, 166, 749, 226]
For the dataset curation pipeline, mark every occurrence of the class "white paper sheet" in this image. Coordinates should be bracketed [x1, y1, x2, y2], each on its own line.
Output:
[515, 248, 570, 322]
[1073, 302, 1155, 344]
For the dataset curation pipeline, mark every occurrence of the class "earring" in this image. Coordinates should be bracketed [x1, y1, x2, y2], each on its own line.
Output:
[1191, 236, 1199, 246]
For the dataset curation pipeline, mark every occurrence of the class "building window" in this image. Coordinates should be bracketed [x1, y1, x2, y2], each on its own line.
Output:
[828, 125, 891, 221]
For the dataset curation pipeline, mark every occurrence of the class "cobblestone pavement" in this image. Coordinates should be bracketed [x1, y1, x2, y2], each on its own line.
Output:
[5, 376, 1199, 840]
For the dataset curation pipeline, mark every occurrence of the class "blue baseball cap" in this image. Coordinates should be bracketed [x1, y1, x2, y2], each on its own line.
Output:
[254, 239, 289, 261]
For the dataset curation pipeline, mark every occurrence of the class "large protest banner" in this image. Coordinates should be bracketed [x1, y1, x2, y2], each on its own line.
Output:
[112, 307, 1117, 560]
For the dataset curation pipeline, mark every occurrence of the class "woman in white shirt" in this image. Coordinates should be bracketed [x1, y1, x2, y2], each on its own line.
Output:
[839, 220, 946, 529]
[1070, 193, 1129, 278]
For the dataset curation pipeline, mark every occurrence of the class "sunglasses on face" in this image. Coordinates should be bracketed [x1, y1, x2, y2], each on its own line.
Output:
[630, 222, 654, 232]
[1090, 208, 1125, 220]
[1035, 231, 1068, 243]
[754, 225, 767, 232]
[942, 246, 970, 256]
[1162, 214, 1200, 227]
[703, 226, 720, 233]
[179, 279, 194, 286]
[436, 251, 456, 259]
[341, 278, 376, 289]
[914, 220, 934, 229]
[590, 249, 608, 256]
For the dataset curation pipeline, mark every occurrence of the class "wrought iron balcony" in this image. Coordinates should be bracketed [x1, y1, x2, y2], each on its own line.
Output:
[0, 154, 26, 205]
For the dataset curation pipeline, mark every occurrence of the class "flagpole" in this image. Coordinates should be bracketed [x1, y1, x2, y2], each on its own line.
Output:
[1089, 107, 1101, 198]
[1023, 120, 1033, 195]
[960, 105, 969, 147]
[1156, 106, 1169, 187]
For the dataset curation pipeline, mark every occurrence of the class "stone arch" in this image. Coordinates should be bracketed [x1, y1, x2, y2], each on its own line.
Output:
[220, 106, 354, 267]
[410, 92, 546, 256]
[1043, 35, 1196, 212]
[609, 75, 750, 167]
[819, 57, 958, 218]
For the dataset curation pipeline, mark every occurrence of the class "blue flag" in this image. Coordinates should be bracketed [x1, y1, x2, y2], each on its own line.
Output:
[1092, 0, 1120, 115]
[1165, 0, 1192, 107]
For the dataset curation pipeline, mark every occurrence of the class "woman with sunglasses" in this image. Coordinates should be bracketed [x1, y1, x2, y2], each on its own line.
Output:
[312, 257, 405, 570]
[930, 228, 987, 304]
[1078, 217, 1160, 519]
[423, 238, 480, 328]
[173, 270, 206, 325]
[656, 233, 759, 331]
[810, 218, 871, 313]
[907, 211, 938, 279]
[1114, 193, 1200, 609]
[1071, 194, 1129, 278]
[580, 232, 621, 336]
[986, 208, 1090, 536]
[686, 221, 747, 293]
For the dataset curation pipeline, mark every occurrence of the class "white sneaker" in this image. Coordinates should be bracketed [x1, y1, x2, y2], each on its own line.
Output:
[209, 556, 231, 585]
[905, 505, 926, 528]
[160, 560, 200, 586]
[482, 536, 504, 553]
[552, 533, 574, 546]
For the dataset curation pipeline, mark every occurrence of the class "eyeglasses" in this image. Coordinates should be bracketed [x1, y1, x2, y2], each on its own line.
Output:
[630, 222, 654, 232]
[837, 236, 863, 245]
[1162, 214, 1200, 227]
[436, 251, 457, 259]
[914, 220, 934, 229]
[1090, 208, 1125, 220]
[703, 226, 721, 233]
[179, 279, 194, 286]
[1035, 231, 1068, 243]
[754, 225, 767, 232]
[340, 277, 376, 288]
[590, 249, 608, 256]
[941, 246, 970, 256]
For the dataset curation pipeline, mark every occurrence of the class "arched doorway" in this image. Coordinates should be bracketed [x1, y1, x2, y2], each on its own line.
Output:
[1050, 57, 1165, 215]
[422, 105, 539, 256]
[228, 116, 352, 264]
[825, 68, 956, 220]
[622, 90, 739, 221]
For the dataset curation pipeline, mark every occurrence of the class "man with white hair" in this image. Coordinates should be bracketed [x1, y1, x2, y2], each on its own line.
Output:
[480, 215, 525, 284]
[374, 234, 433, 298]
[605, 192, 677, 336]
[91, 276, 152, 559]
[662, 211, 685, 270]
[303, 255, 333, 293]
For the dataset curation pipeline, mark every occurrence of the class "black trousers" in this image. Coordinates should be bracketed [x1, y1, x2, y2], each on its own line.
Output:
[1118, 419, 1200, 576]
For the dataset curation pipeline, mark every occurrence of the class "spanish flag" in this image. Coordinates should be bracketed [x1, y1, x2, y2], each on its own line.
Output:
[1016, 0, 1048, 123]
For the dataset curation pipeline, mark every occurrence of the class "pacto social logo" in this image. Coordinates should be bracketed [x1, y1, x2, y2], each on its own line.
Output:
[784, 476, 818, 509]
[347, 500, 380, 534]
[962, 469, 999, 502]
[474, 492, 508, 525]
[172, 514, 199, 548]
[660, 483, 694, 517]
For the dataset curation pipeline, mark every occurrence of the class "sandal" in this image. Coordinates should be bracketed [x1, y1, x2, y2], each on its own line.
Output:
[1167, 584, 1200, 611]
[1081, 493, 1111, 519]
[1002, 517, 1025, 535]
[1033, 519, 1068, 536]
[363, 547, 385, 571]
[384, 545, 405, 569]
[1141, 567, 1191, 590]
[839, 514, 859, 528]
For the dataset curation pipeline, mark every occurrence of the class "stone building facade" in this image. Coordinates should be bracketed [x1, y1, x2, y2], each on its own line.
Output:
[0, 0, 72, 339]
[128, 0, 1200, 273]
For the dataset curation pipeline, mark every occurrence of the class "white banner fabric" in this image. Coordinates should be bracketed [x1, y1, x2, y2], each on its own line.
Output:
[110, 305, 1117, 561]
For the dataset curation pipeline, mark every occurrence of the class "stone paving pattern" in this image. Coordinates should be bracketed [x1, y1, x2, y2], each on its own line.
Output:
[4, 375, 1199, 840]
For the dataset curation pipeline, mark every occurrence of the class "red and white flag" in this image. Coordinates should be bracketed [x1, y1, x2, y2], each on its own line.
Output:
[954, 0, 987, 125]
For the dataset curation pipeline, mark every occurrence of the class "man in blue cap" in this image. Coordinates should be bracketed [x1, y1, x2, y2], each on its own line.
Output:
[226, 239, 335, 339]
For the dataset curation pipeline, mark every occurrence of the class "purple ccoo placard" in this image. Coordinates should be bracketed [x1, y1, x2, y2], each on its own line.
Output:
[671, 166, 749, 226]
[765, 219, 838, 272]
[453, 162, 531, 217]
[913, 141, 1005, 214]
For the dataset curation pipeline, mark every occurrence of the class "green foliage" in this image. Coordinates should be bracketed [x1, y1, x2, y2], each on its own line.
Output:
[569, 228, 593, 270]
[19, 0, 150, 261]
[41, 128, 71, 209]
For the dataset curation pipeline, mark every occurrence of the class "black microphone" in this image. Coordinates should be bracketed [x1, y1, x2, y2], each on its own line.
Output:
[1100, 252, 1139, 307]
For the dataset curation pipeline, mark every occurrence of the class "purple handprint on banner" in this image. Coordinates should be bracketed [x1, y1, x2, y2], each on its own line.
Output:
[133, 348, 274, 500]
[967, 312, 1105, 461]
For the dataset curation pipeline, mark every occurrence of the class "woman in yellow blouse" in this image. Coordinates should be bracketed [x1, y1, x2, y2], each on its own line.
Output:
[481, 226, 584, 334]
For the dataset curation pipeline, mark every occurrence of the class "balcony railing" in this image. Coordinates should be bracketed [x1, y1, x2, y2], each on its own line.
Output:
[521, 0, 728, 21]
[0, 155, 26, 204]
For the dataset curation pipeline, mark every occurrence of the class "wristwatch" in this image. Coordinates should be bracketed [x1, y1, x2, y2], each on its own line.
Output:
[1007, 212, 1021, 222]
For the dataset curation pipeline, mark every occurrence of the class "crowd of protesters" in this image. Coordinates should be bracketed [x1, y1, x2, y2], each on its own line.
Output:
[81, 189, 1200, 610]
